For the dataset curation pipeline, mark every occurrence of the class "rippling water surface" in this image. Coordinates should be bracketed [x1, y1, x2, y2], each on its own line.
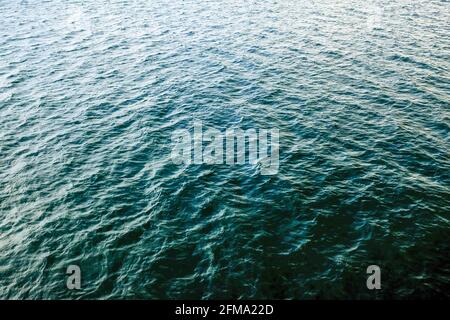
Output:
[0, 0, 449, 299]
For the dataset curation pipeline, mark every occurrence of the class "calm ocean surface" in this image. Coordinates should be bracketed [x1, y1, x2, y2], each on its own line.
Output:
[0, 0, 449, 299]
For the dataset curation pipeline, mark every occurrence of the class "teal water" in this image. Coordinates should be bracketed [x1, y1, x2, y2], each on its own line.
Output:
[0, 0, 449, 299]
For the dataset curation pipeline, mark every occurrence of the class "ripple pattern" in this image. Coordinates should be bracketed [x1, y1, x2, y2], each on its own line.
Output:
[0, 0, 449, 299]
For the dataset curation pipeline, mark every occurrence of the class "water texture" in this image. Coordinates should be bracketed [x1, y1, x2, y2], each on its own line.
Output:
[0, 0, 449, 299]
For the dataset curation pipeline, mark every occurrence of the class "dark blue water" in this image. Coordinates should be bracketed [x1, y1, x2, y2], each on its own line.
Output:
[0, 0, 449, 299]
